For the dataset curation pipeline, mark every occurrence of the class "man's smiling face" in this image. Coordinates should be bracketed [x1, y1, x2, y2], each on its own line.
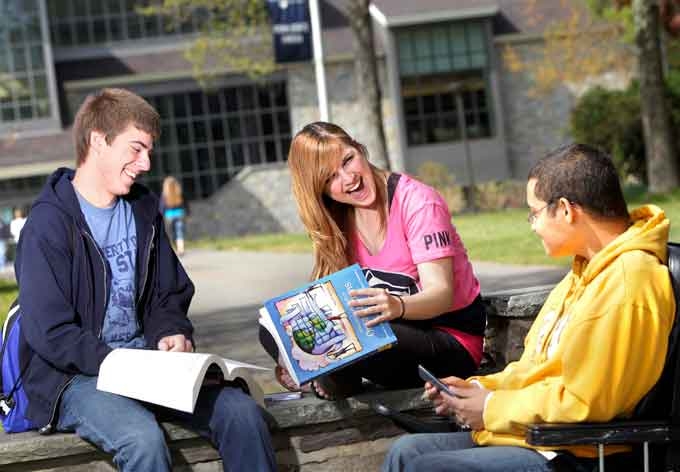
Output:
[92, 123, 153, 201]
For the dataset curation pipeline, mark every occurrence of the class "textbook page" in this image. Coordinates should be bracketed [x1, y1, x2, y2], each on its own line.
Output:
[220, 358, 269, 407]
[97, 349, 267, 412]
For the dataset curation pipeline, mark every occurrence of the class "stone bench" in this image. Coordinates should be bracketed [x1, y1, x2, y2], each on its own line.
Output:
[0, 287, 551, 471]
[0, 388, 428, 472]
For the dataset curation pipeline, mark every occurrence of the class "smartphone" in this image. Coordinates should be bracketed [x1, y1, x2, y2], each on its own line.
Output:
[418, 364, 455, 397]
[264, 391, 303, 404]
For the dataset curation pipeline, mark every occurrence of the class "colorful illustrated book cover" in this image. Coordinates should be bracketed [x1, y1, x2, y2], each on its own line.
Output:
[259, 264, 397, 386]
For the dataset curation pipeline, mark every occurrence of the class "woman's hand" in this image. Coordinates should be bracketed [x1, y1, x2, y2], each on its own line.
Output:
[348, 288, 403, 327]
[346, 258, 454, 325]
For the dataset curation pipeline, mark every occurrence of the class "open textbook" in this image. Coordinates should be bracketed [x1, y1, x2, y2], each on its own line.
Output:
[259, 264, 397, 387]
[96, 349, 268, 412]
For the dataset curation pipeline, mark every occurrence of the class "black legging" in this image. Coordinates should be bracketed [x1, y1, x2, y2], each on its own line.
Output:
[259, 295, 485, 389]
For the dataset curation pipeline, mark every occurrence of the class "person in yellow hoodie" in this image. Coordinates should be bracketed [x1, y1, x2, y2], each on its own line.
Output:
[383, 143, 676, 472]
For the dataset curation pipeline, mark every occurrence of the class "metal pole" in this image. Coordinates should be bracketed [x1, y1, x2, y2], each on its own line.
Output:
[308, 0, 330, 121]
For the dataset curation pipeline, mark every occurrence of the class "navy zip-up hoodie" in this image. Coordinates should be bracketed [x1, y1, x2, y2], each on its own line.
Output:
[15, 168, 195, 432]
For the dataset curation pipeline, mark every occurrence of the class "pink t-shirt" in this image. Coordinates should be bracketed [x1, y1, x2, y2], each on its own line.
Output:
[351, 173, 483, 364]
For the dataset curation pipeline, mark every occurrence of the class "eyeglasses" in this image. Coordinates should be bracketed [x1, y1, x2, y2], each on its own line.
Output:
[527, 203, 551, 225]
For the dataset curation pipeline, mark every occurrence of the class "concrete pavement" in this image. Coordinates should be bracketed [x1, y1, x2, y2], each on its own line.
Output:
[179, 249, 567, 392]
[181, 249, 567, 317]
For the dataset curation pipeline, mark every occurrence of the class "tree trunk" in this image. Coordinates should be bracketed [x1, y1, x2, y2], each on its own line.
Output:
[634, 0, 680, 192]
[345, 0, 390, 170]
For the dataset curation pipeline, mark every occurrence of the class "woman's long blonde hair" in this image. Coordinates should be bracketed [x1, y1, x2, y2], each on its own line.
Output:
[162, 176, 184, 208]
[288, 122, 388, 280]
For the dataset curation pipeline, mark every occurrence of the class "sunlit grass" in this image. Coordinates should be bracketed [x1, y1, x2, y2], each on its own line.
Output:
[0, 278, 18, 341]
[188, 185, 680, 267]
[452, 208, 566, 266]
[189, 232, 312, 253]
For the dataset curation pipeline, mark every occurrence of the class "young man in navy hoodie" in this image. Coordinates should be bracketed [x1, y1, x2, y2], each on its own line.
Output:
[14, 88, 276, 472]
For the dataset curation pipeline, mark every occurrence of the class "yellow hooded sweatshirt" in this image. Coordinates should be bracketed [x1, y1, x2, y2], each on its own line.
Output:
[470, 204, 675, 458]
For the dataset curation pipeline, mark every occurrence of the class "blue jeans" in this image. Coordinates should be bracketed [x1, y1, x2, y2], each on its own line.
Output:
[57, 375, 276, 472]
[383, 432, 552, 472]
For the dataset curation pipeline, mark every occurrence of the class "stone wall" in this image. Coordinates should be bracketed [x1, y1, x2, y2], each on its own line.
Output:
[495, 37, 633, 180]
[186, 163, 303, 239]
[495, 38, 578, 180]
[483, 287, 550, 368]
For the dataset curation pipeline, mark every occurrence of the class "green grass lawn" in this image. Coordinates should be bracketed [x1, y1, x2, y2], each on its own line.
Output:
[451, 190, 680, 264]
[188, 210, 565, 265]
[0, 280, 17, 432]
[456, 187, 680, 263]
[0, 278, 18, 335]
[454, 208, 564, 265]
[0, 279, 17, 317]
[190, 232, 313, 253]
[188, 185, 680, 266]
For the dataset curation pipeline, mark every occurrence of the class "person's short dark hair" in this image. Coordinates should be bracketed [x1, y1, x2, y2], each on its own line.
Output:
[528, 143, 630, 220]
[73, 88, 160, 167]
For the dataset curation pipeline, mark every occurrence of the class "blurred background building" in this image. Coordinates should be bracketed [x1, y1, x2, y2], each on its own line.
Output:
[0, 0, 596, 236]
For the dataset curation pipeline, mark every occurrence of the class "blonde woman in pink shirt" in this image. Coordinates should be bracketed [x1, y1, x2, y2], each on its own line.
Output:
[259, 122, 487, 399]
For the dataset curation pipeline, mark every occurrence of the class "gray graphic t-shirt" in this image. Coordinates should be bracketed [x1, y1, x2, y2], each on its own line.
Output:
[76, 190, 146, 349]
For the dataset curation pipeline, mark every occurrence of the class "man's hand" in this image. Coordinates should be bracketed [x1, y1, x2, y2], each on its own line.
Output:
[423, 376, 469, 401]
[158, 334, 193, 352]
[424, 376, 490, 431]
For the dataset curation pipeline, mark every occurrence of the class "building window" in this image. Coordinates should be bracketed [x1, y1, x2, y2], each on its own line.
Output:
[396, 21, 493, 146]
[401, 73, 491, 145]
[0, 0, 52, 123]
[397, 22, 487, 76]
[48, 0, 206, 47]
[140, 81, 291, 201]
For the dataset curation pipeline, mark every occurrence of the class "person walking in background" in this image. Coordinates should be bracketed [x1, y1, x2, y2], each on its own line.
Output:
[10, 207, 26, 243]
[259, 121, 487, 400]
[161, 176, 186, 256]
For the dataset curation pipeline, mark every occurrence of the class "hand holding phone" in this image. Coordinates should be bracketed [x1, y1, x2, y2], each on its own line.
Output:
[418, 364, 456, 397]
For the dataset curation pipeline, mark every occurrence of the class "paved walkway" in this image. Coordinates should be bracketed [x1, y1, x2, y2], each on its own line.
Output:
[179, 249, 567, 392]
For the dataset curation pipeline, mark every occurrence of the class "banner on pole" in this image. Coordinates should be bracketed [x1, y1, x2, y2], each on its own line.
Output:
[266, 0, 312, 63]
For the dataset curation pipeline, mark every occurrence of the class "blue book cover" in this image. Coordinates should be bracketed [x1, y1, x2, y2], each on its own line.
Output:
[259, 264, 397, 386]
